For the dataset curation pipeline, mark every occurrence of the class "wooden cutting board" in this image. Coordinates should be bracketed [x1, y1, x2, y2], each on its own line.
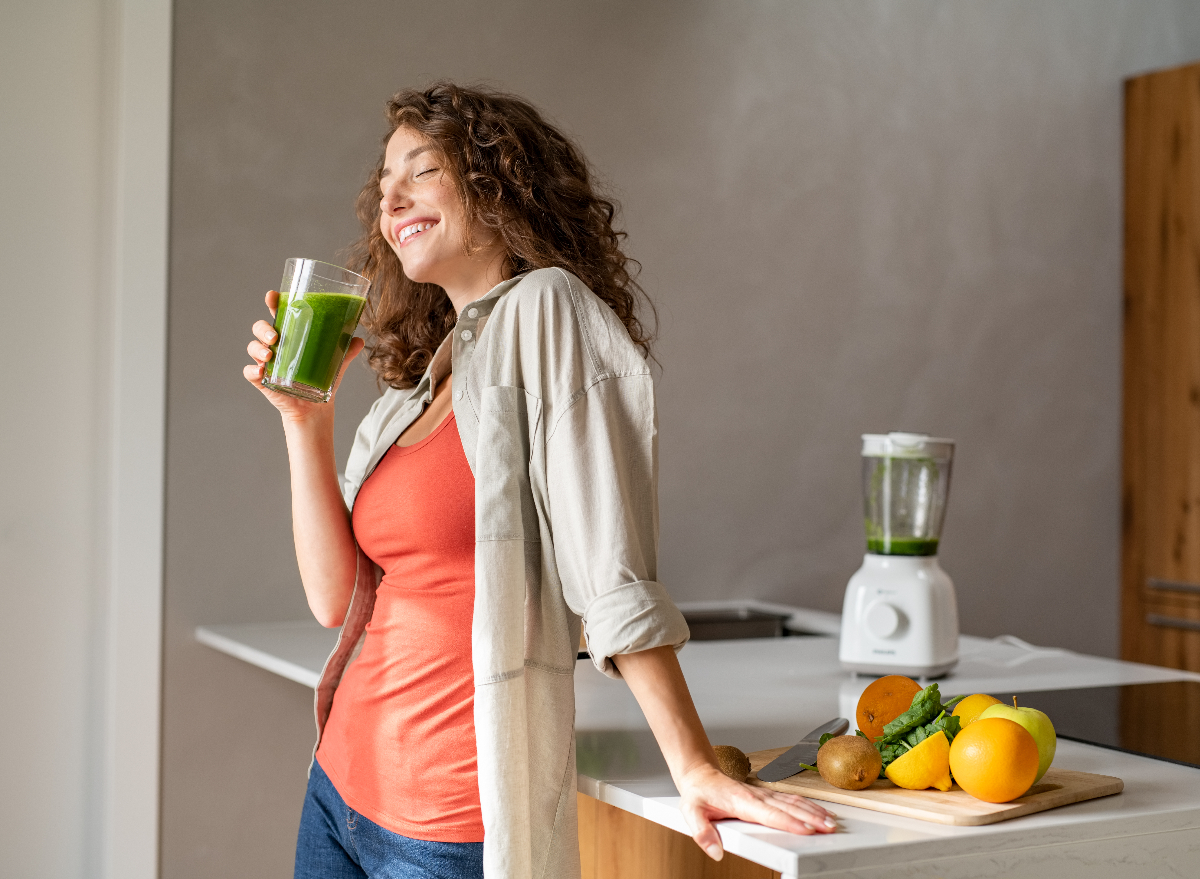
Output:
[746, 746, 1123, 826]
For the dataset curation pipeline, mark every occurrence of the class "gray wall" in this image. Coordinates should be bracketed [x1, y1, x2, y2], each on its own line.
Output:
[165, 1, 1200, 875]
[4, 2, 112, 875]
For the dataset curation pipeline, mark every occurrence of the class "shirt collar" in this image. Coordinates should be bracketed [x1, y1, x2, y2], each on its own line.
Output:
[458, 272, 527, 320]
[427, 335, 453, 394]
[421, 272, 529, 395]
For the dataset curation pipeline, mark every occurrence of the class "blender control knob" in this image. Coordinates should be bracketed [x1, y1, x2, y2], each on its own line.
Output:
[865, 602, 903, 639]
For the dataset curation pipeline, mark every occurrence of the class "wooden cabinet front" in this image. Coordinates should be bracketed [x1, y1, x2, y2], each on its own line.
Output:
[577, 794, 781, 879]
[1122, 60, 1200, 673]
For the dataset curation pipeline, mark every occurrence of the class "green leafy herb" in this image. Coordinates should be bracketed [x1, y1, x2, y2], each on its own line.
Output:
[879, 683, 943, 742]
[798, 762, 818, 773]
[901, 711, 961, 749]
[869, 683, 964, 769]
[818, 732, 836, 746]
[877, 740, 908, 768]
[874, 710, 963, 769]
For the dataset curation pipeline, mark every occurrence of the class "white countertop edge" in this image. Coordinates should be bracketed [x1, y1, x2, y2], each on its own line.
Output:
[579, 769, 1200, 877]
[195, 624, 321, 688]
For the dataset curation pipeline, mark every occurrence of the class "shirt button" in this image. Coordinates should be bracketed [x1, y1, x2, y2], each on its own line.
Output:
[456, 389, 464, 400]
[460, 329, 473, 341]
[467, 307, 479, 319]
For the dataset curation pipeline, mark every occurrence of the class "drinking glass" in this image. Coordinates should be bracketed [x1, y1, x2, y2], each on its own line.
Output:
[261, 259, 370, 403]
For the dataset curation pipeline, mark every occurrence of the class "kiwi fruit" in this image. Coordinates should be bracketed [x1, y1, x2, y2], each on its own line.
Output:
[713, 745, 751, 782]
[816, 735, 882, 790]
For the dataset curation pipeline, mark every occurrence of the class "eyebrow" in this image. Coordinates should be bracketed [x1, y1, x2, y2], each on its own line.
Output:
[381, 144, 435, 181]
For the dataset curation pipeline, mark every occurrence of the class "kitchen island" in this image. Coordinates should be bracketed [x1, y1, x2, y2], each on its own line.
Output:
[197, 616, 1200, 878]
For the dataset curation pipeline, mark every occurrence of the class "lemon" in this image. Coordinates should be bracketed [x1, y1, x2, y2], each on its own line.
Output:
[884, 730, 952, 792]
[952, 693, 1003, 728]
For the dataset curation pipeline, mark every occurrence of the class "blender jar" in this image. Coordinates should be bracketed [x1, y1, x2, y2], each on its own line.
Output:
[861, 432, 954, 556]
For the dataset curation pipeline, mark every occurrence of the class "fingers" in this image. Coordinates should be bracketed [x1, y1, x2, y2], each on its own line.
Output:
[738, 792, 822, 835]
[682, 804, 724, 862]
[763, 789, 835, 822]
[252, 319, 278, 348]
[247, 319, 278, 368]
[265, 289, 279, 318]
[703, 780, 835, 836]
[748, 789, 837, 834]
[678, 773, 845, 866]
[247, 339, 273, 365]
[246, 311, 277, 390]
[682, 785, 837, 864]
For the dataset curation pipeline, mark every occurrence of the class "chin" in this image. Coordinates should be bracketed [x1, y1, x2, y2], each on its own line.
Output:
[395, 257, 429, 283]
[401, 266, 436, 286]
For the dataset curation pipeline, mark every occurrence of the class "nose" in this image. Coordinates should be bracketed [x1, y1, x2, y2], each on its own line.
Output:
[379, 176, 410, 216]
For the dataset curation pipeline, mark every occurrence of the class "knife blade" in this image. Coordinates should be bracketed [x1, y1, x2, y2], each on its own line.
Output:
[755, 717, 850, 783]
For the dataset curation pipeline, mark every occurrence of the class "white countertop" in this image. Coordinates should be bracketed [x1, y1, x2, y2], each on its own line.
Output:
[197, 619, 1200, 877]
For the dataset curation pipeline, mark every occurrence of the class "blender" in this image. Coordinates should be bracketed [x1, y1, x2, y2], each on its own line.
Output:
[838, 432, 960, 677]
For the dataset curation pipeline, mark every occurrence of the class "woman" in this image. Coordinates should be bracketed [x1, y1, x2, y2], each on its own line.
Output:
[244, 83, 835, 879]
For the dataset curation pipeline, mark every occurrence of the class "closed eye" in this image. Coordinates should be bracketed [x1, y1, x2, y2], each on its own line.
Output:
[416, 167, 437, 178]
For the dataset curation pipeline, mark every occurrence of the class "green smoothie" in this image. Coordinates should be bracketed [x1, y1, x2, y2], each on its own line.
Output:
[866, 536, 939, 556]
[263, 291, 366, 401]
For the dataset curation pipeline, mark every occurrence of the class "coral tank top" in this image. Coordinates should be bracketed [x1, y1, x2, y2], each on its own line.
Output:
[315, 411, 483, 842]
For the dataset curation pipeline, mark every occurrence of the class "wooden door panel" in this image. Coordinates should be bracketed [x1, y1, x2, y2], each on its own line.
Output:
[1123, 60, 1200, 672]
[1133, 67, 1200, 584]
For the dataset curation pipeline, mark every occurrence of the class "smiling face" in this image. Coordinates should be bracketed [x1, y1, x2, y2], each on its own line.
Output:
[378, 126, 506, 312]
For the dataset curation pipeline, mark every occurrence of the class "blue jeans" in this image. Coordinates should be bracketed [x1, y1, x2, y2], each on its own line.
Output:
[295, 760, 484, 879]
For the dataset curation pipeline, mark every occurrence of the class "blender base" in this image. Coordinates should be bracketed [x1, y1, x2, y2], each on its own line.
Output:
[838, 553, 960, 679]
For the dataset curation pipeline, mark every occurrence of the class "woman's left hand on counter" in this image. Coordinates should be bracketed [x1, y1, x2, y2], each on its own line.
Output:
[675, 762, 836, 860]
[612, 645, 836, 861]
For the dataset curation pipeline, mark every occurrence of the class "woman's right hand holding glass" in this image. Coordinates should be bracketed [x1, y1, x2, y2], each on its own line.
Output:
[244, 290, 364, 425]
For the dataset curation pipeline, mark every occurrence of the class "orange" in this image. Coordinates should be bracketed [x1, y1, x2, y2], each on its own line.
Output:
[885, 730, 952, 791]
[856, 675, 922, 742]
[948, 717, 1040, 803]
[952, 693, 1003, 727]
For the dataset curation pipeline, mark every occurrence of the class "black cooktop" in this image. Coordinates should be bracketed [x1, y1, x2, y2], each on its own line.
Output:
[994, 680, 1200, 770]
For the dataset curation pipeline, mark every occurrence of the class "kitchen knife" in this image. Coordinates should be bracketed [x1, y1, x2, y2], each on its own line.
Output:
[755, 717, 850, 783]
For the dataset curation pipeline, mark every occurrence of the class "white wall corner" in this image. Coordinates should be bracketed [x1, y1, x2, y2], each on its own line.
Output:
[101, 0, 172, 876]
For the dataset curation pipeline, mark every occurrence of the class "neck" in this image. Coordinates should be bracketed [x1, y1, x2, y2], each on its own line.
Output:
[442, 247, 509, 316]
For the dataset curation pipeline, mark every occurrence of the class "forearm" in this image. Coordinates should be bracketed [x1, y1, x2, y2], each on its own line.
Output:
[282, 414, 357, 627]
[614, 644, 835, 858]
[612, 646, 718, 785]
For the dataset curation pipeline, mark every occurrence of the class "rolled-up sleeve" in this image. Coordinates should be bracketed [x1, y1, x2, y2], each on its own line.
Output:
[545, 371, 689, 677]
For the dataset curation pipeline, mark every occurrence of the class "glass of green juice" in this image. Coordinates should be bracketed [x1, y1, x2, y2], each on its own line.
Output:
[262, 259, 370, 403]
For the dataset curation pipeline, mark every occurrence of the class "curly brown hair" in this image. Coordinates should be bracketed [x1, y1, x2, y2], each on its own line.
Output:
[345, 82, 656, 389]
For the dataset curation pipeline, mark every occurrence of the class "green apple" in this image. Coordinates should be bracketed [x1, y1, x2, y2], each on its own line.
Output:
[978, 699, 1057, 783]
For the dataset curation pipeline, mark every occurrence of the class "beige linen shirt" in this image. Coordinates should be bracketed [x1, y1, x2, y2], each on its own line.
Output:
[312, 267, 690, 878]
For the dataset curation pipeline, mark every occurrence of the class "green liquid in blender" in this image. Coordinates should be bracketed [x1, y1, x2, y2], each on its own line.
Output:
[264, 291, 366, 398]
[866, 536, 940, 556]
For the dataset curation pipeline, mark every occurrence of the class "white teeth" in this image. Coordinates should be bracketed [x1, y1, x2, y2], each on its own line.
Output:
[399, 221, 435, 243]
